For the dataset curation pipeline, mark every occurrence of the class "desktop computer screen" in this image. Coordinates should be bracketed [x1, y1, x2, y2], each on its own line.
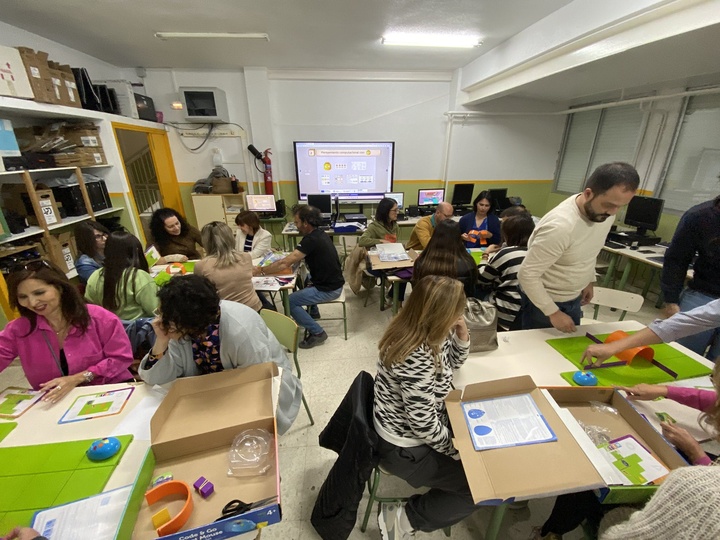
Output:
[487, 188, 510, 212]
[307, 193, 333, 215]
[451, 184, 474, 206]
[384, 192, 404, 210]
[624, 196, 664, 235]
[418, 189, 444, 206]
[245, 194, 277, 213]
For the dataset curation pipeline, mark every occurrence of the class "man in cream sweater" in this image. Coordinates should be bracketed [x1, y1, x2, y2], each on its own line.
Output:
[518, 162, 639, 332]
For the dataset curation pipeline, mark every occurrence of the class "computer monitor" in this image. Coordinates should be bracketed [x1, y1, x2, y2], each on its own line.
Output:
[487, 188, 510, 213]
[307, 193, 333, 215]
[384, 192, 404, 210]
[624, 196, 664, 235]
[418, 189, 445, 206]
[451, 184, 474, 206]
[245, 194, 277, 213]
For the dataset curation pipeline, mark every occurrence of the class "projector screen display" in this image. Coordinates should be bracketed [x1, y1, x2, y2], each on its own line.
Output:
[294, 141, 395, 203]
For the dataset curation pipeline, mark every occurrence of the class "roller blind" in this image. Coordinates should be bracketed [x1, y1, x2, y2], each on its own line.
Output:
[554, 105, 645, 193]
[660, 94, 720, 211]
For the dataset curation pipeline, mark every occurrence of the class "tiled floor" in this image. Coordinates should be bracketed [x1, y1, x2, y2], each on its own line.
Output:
[0, 284, 663, 540]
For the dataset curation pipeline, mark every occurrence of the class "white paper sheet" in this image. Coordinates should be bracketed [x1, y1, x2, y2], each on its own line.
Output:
[376, 242, 410, 262]
[461, 393, 557, 450]
[109, 390, 165, 441]
[32, 485, 132, 540]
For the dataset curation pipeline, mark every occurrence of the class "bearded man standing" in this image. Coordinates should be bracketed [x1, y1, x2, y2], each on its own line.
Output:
[518, 162, 639, 332]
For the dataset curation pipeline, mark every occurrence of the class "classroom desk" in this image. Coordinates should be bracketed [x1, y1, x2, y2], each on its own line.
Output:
[0, 381, 161, 492]
[600, 245, 692, 307]
[281, 222, 363, 250]
[454, 320, 714, 390]
[253, 274, 298, 316]
[454, 319, 714, 540]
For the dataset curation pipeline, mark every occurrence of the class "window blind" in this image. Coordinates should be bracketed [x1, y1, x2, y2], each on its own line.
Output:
[660, 94, 720, 212]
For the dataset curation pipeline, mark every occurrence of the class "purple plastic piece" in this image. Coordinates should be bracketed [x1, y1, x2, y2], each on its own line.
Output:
[193, 476, 214, 498]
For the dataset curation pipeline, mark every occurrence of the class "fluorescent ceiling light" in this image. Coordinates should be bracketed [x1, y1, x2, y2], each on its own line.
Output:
[155, 32, 269, 40]
[381, 32, 481, 48]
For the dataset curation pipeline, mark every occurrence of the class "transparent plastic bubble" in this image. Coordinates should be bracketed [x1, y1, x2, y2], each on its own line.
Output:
[228, 428, 275, 477]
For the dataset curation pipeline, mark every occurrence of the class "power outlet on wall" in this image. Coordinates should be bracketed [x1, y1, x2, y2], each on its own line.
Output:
[178, 127, 240, 138]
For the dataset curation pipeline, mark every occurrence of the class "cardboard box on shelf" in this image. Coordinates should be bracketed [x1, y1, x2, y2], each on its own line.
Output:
[23, 189, 61, 227]
[445, 377, 685, 505]
[42, 232, 76, 274]
[118, 363, 282, 539]
[0, 45, 35, 99]
[1, 184, 32, 216]
[16, 47, 53, 103]
[61, 124, 103, 149]
[57, 64, 81, 108]
[47, 68, 65, 105]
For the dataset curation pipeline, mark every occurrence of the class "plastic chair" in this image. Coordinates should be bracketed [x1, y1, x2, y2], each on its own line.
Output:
[586, 286, 644, 321]
[310, 289, 348, 340]
[259, 309, 314, 425]
[360, 465, 450, 537]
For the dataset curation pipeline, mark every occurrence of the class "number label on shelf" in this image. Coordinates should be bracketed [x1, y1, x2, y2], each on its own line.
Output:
[62, 246, 75, 271]
[39, 199, 58, 225]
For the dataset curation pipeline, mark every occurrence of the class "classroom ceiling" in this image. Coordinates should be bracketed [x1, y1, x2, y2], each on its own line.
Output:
[0, 0, 573, 71]
[508, 22, 720, 105]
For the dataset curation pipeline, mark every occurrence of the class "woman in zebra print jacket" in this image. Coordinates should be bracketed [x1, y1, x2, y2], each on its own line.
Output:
[374, 275, 479, 539]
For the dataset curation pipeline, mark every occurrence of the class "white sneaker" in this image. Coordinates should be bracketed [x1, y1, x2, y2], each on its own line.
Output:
[378, 502, 415, 540]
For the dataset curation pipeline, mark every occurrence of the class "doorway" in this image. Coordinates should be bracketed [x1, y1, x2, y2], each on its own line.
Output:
[113, 124, 184, 244]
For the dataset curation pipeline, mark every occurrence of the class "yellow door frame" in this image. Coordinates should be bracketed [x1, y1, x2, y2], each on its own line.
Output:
[112, 123, 186, 235]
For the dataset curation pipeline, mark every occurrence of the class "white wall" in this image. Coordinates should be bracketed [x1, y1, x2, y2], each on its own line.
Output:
[142, 69, 253, 184]
[0, 20, 133, 82]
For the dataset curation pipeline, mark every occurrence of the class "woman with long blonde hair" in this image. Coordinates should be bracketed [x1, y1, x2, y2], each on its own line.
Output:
[374, 275, 476, 538]
[194, 222, 264, 311]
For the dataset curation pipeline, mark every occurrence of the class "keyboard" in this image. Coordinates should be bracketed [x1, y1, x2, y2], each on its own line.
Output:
[604, 240, 625, 249]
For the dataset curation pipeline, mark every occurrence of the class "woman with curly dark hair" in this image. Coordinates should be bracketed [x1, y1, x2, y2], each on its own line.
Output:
[149, 207, 204, 259]
[137, 274, 302, 434]
[0, 260, 133, 403]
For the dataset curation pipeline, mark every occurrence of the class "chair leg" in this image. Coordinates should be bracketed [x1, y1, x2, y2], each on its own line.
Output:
[293, 351, 302, 379]
[302, 394, 314, 425]
[442, 526, 451, 536]
[485, 503, 509, 540]
[342, 302, 347, 340]
[361, 468, 382, 532]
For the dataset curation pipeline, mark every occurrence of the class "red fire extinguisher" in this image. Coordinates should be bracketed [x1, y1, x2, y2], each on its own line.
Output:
[262, 149, 273, 195]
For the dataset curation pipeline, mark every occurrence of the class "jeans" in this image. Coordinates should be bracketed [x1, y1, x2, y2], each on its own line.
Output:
[289, 285, 342, 335]
[677, 288, 720, 360]
[520, 293, 582, 330]
[376, 437, 480, 532]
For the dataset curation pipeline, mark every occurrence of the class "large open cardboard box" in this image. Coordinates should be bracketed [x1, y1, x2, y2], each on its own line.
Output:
[117, 363, 282, 539]
[446, 376, 686, 505]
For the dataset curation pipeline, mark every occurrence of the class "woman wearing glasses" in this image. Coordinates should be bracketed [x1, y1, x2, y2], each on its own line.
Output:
[74, 220, 110, 283]
[0, 260, 134, 403]
[138, 274, 302, 434]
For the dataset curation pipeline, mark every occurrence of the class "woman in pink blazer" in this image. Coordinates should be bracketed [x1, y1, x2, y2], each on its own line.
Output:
[0, 260, 134, 403]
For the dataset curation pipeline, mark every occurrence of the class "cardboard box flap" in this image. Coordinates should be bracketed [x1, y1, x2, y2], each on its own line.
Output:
[447, 377, 605, 503]
[150, 363, 277, 460]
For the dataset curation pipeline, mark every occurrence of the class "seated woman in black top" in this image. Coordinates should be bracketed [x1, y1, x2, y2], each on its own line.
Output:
[412, 220, 478, 298]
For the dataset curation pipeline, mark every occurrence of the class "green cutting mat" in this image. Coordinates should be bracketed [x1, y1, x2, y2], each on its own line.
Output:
[0, 422, 17, 443]
[547, 333, 713, 387]
[0, 435, 132, 535]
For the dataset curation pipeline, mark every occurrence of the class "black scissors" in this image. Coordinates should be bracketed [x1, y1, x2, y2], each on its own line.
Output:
[215, 496, 277, 522]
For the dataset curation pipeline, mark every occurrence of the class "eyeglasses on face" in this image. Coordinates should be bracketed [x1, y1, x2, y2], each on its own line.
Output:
[94, 233, 108, 240]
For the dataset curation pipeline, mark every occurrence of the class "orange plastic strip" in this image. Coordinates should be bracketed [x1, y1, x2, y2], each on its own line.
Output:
[145, 480, 194, 537]
[605, 330, 654, 364]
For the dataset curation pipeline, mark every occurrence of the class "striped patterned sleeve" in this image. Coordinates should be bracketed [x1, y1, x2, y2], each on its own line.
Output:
[446, 333, 470, 370]
[393, 350, 457, 456]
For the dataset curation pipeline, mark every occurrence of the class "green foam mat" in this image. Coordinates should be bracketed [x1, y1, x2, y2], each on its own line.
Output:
[0, 422, 17, 443]
[0, 435, 132, 536]
[154, 261, 196, 285]
[547, 333, 713, 387]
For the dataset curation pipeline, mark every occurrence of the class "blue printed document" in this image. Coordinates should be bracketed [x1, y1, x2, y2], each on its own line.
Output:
[461, 393, 557, 451]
